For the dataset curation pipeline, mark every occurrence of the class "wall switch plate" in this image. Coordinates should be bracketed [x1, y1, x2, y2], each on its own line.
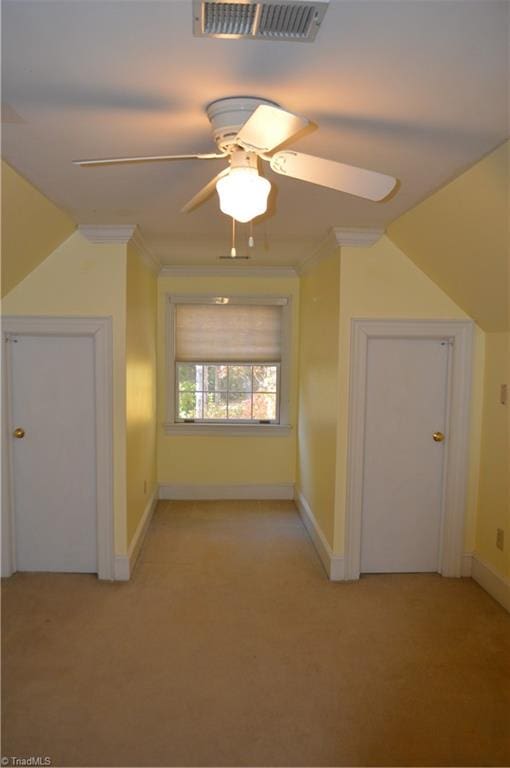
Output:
[500, 384, 508, 405]
[496, 528, 504, 551]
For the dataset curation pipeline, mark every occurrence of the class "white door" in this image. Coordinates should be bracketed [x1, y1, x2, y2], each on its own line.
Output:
[360, 337, 449, 573]
[9, 334, 97, 572]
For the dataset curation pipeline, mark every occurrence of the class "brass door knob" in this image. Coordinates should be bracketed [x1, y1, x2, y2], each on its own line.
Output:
[13, 427, 25, 439]
[432, 431, 445, 442]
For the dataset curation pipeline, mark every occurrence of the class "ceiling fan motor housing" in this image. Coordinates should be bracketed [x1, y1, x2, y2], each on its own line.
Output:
[206, 96, 279, 152]
[229, 148, 259, 170]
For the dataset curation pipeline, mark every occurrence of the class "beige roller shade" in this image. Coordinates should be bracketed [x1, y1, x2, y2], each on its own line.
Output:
[175, 303, 282, 362]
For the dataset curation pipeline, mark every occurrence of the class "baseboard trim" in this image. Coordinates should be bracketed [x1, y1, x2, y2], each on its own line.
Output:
[114, 487, 158, 581]
[471, 554, 510, 613]
[158, 483, 295, 500]
[461, 551, 473, 577]
[128, 486, 159, 574]
[295, 490, 344, 581]
[113, 555, 130, 581]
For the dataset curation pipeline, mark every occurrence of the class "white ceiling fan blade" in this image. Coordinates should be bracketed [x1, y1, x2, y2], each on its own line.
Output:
[270, 151, 397, 201]
[181, 168, 229, 213]
[236, 105, 309, 154]
[74, 152, 227, 167]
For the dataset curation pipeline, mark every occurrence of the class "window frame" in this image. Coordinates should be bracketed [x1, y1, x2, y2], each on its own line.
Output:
[164, 294, 292, 436]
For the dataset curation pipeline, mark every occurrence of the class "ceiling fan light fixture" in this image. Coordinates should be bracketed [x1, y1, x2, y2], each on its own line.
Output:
[216, 167, 271, 223]
[75, 97, 398, 218]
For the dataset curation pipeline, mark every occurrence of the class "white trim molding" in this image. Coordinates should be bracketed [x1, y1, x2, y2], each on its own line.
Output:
[1, 316, 114, 580]
[462, 552, 473, 577]
[159, 484, 295, 500]
[344, 318, 474, 581]
[113, 554, 131, 581]
[163, 422, 292, 436]
[471, 555, 510, 613]
[114, 486, 158, 581]
[295, 490, 345, 580]
[297, 228, 339, 276]
[131, 228, 161, 275]
[297, 227, 385, 276]
[332, 227, 385, 247]
[159, 265, 297, 278]
[78, 225, 161, 273]
[78, 224, 136, 244]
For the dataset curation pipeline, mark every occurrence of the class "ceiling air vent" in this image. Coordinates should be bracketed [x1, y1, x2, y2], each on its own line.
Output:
[193, 0, 329, 42]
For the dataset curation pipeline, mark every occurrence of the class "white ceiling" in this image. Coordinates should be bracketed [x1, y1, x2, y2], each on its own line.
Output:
[2, 0, 509, 267]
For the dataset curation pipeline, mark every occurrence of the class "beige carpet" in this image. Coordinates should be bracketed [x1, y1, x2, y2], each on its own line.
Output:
[2, 500, 510, 767]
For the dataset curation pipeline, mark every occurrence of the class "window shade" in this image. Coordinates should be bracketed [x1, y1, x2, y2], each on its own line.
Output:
[175, 303, 282, 362]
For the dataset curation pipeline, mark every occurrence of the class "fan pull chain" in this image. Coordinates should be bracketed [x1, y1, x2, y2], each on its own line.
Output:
[248, 221, 254, 249]
[230, 217, 237, 258]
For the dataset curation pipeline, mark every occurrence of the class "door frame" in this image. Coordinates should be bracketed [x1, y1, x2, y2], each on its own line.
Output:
[1, 316, 114, 579]
[344, 318, 473, 580]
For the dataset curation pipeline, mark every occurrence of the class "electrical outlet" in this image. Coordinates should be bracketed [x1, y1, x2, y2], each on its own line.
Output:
[496, 528, 504, 551]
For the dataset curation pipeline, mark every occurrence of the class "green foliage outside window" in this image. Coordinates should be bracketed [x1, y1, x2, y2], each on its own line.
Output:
[177, 363, 278, 421]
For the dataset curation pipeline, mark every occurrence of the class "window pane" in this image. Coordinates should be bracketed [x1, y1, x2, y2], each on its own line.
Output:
[204, 392, 227, 419]
[204, 364, 228, 392]
[178, 391, 204, 419]
[228, 365, 252, 392]
[253, 393, 276, 420]
[176, 361, 279, 423]
[253, 365, 277, 392]
[177, 364, 203, 391]
[228, 393, 252, 419]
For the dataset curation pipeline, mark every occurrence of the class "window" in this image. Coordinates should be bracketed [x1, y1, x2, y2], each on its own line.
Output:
[177, 363, 279, 422]
[166, 296, 291, 434]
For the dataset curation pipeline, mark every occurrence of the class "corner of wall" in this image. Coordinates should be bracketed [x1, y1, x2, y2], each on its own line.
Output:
[126, 238, 158, 548]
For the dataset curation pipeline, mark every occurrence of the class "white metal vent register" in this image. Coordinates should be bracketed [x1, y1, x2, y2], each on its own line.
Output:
[193, 0, 329, 41]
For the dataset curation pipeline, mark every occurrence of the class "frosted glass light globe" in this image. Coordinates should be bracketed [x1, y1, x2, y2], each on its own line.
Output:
[216, 167, 271, 223]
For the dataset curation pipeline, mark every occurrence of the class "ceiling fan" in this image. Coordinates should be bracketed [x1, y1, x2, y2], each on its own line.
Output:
[74, 96, 397, 223]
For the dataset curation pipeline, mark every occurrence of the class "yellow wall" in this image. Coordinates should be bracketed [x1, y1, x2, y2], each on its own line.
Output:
[157, 274, 299, 487]
[476, 332, 510, 579]
[387, 141, 509, 582]
[1, 160, 75, 297]
[2, 231, 129, 553]
[333, 235, 484, 554]
[387, 141, 509, 332]
[126, 242, 157, 545]
[296, 253, 340, 545]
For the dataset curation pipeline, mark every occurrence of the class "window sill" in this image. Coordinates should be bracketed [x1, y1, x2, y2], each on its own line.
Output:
[163, 422, 292, 437]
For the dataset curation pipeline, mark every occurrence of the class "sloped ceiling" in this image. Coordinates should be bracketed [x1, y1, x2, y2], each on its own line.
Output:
[388, 141, 509, 332]
[1, 160, 75, 297]
[2, 0, 509, 266]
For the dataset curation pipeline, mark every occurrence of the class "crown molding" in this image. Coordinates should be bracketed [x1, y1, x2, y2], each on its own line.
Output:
[296, 227, 385, 276]
[159, 265, 298, 278]
[78, 224, 137, 244]
[150, 233, 316, 266]
[77, 225, 160, 274]
[131, 228, 161, 275]
[332, 227, 385, 247]
[297, 229, 340, 276]
[76, 226, 382, 274]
